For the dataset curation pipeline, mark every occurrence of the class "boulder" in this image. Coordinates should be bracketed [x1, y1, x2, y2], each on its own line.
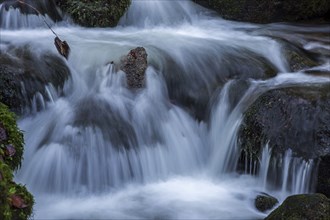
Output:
[56, 0, 131, 27]
[201, 0, 330, 23]
[255, 193, 279, 212]
[239, 85, 330, 159]
[120, 47, 148, 89]
[265, 194, 330, 220]
[0, 103, 34, 220]
[0, 45, 71, 114]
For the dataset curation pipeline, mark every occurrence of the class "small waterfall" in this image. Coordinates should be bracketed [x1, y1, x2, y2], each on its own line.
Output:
[17, 66, 208, 194]
[257, 145, 316, 199]
[119, 0, 208, 27]
[259, 143, 272, 188]
[0, 1, 67, 29]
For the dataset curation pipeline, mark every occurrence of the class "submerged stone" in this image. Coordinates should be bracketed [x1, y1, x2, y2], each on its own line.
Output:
[255, 193, 279, 212]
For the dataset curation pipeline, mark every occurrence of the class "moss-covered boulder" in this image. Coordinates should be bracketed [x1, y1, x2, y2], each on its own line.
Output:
[265, 194, 330, 220]
[0, 45, 70, 114]
[239, 85, 330, 159]
[0, 103, 34, 220]
[201, 0, 330, 23]
[56, 0, 131, 27]
[255, 193, 279, 212]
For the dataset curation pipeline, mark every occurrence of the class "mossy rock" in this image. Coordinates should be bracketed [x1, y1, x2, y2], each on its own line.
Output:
[239, 84, 330, 160]
[57, 0, 131, 27]
[0, 104, 34, 220]
[265, 194, 330, 220]
[0, 103, 24, 170]
[204, 0, 330, 23]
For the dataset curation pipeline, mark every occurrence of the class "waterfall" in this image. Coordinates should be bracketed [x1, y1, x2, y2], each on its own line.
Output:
[118, 0, 209, 27]
[0, 0, 66, 29]
[257, 147, 315, 200]
[1, 0, 329, 219]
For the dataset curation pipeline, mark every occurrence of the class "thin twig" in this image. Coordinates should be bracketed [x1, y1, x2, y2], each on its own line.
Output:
[16, 0, 58, 37]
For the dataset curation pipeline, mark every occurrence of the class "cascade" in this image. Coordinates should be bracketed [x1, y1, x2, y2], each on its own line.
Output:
[0, 0, 329, 218]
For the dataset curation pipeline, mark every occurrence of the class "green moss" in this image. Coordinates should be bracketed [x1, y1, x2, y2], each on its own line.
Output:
[0, 103, 24, 171]
[0, 104, 34, 220]
[58, 0, 131, 27]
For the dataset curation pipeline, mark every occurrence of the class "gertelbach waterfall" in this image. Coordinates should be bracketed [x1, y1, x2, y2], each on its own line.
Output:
[1, 0, 329, 219]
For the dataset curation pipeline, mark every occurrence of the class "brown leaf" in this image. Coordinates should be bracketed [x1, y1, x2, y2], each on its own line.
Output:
[54, 37, 70, 60]
[10, 195, 28, 209]
[5, 144, 16, 157]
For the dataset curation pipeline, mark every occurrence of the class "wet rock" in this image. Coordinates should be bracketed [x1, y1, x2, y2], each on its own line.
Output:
[203, 0, 330, 23]
[282, 42, 319, 72]
[74, 96, 138, 149]
[317, 155, 330, 197]
[239, 85, 330, 159]
[120, 47, 148, 89]
[56, 0, 131, 27]
[0, 45, 71, 114]
[255, 193, 278, 212]
[152, 48, 276, 121]
[265, 194, 330, 220]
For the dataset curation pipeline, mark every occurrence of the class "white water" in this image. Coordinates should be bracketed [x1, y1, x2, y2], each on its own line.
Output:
[1, 0, 329, 219]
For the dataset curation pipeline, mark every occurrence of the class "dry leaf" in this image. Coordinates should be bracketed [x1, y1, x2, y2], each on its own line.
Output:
[54, 37, 70, 59]
[10, 195, 28, 209]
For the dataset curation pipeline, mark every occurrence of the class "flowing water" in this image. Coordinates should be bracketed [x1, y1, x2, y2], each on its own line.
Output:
[1, 0, 329, 219]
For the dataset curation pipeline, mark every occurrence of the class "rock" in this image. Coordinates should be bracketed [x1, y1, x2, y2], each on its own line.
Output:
[239, 85, 330, 159]
[317, 155, 330, 197]
[56, 0, 131, 27]
[0, 45, 71, 114]
[265, 194, 330, 220]
[73, 96, 138, 149]
[152, 48, 276, 121]
[120, 47, 148, 89]
[255, 193, 279, 212]
[202, 0, 330, 23]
